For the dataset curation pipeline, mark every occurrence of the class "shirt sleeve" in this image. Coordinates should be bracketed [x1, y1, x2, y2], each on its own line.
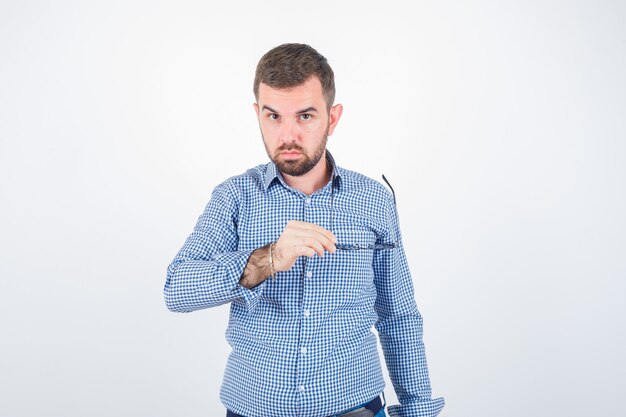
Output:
[164, 180, 267, 313]
[373, 194, 445, 417]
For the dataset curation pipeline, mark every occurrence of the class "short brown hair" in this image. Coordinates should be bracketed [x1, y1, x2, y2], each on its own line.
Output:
[253, 43, 335, 109]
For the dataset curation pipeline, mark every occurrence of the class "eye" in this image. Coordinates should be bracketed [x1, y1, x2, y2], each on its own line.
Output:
[299, 113, 312, 121]
[268, 113, 279, 120]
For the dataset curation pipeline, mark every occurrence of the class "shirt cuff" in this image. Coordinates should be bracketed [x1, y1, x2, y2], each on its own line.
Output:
[236, 280, 268, 311]
[211, 249, 267, 312]
[387, 397, 445, 417]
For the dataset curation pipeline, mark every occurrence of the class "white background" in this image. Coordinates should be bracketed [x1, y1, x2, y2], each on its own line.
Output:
[1, 1, 625, 416]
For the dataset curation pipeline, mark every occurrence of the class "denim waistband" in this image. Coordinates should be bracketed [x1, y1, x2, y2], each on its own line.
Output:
[226, 394, 384, 417]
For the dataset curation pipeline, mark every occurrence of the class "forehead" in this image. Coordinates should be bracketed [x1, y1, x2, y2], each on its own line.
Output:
[257, 77, 325, 111]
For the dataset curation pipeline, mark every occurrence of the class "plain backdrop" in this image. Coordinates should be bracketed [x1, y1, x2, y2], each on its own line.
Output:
[1, 1, 625, 416]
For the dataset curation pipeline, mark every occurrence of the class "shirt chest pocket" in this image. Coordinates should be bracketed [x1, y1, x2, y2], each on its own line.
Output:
[323, 227, 377, 292]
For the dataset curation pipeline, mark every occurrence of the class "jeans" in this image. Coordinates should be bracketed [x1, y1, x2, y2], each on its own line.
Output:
[345, 407, 387, 417]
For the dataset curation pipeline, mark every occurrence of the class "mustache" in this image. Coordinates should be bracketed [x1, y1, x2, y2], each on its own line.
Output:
[276, 144, 304, 153]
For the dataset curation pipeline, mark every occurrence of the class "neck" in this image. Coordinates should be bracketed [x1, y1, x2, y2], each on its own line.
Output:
[282, 155, 330, 196]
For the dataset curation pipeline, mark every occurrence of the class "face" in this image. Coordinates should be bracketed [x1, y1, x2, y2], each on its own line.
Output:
[254, 76, 342, 177]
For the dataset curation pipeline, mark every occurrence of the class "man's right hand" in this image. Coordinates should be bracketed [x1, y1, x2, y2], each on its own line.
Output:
[272, 220, 337, 272]
[239, 221, 336, 289]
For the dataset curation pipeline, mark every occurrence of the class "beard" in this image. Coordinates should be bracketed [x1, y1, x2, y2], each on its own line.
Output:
[265, 130, 328, 177]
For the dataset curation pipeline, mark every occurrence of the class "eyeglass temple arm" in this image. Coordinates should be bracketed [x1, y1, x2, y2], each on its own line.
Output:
[381, 174, 396, 206]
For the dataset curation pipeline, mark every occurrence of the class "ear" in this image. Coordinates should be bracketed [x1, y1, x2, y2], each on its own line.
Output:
[253, 102, 259, 117]
[327, 103, 343, 136]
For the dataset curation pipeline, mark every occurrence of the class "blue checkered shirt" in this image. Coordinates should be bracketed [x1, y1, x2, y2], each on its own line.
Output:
[165, 153, 444, 417]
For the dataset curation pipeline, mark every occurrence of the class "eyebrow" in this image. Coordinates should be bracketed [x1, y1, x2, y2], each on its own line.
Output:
[261, 105, 319, 114]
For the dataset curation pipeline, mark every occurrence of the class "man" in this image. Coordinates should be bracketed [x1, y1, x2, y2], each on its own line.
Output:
[165, 43, 444, 417]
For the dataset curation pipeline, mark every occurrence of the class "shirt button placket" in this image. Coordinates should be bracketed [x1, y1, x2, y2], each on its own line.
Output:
[299, 195, 313, 403]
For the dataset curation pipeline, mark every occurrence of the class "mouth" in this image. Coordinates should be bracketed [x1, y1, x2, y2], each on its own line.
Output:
[279, 150, 302, 159]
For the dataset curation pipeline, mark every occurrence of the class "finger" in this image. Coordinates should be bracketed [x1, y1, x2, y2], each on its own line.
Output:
[288, 221, 336, 242]
[279, 236, 325, 258]
[286, 222, 337, 252]
[296, 245, 317, 258]
[310, 233, 336, 254]
[299, 236, 325, 257]
[274, 234, 324, 263]
[287, 231, 335, 255]
[307, 229, 337, 253]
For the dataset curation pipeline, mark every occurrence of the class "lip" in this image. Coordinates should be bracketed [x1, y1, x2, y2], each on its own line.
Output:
[280, 151, 302, 158]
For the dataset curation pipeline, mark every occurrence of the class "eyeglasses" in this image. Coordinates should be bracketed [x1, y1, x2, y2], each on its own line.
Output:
[331, 174, 398, 251]
[335, 242, 397, 251]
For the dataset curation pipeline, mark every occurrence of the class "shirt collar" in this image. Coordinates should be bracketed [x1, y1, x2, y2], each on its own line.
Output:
[263, 150, 343, 191]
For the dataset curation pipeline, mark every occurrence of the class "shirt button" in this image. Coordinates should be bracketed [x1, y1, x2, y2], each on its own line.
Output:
[305, 197, 311, 205]
[305, 271, 313, 278]
[298, 385, 306, 393]
[303, 309, 310, 318]
[300, 346, 308, 354]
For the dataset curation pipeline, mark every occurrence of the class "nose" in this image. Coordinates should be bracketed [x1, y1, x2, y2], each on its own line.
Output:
[278, 118, 299, 144]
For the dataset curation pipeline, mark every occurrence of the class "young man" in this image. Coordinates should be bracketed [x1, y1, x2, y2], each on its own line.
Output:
[165, 43, 444, 417]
